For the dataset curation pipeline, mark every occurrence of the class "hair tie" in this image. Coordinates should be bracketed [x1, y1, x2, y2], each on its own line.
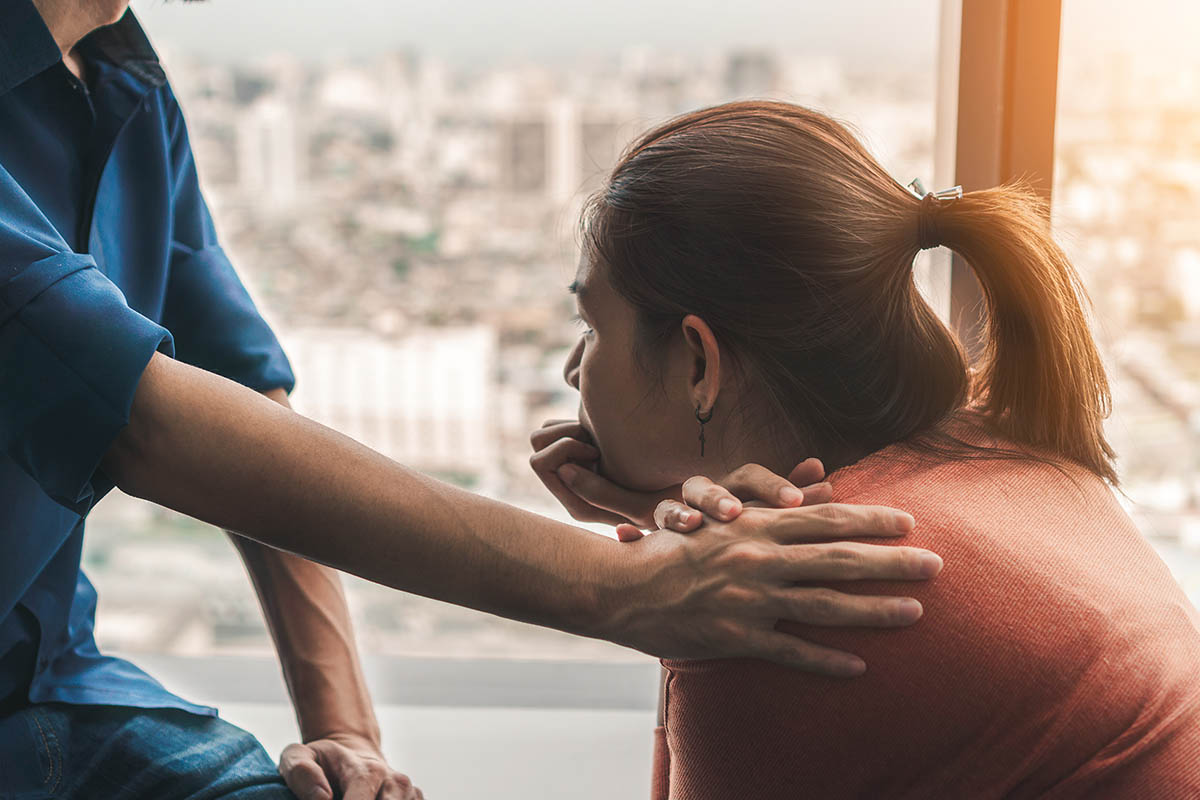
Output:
[906, 179, 963, 251]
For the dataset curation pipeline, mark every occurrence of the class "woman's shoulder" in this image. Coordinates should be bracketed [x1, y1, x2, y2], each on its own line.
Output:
[823, 413, 1156, 603]
[826, 412, 1114, 518]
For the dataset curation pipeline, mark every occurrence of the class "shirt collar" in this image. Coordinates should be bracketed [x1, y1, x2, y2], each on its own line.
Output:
[0, 1, 165, 98]
[0, 0, 61, 97]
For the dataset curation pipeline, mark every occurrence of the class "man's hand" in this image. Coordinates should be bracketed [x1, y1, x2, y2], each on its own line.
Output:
[600, 498, 939, 677]
[280, 733, 422, 800]
[608, 459, 940, 678]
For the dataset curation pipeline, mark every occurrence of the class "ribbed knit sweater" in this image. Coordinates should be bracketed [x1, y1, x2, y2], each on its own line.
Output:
[653, 426, 1200, 799]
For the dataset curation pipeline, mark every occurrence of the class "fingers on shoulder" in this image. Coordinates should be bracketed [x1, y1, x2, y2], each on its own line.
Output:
[737, 628, 866, 677]
[769, 502, 909, 540]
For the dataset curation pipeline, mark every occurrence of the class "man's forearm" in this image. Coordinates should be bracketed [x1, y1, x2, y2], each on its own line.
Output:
[104, 353, 625, 641]
[102, 352, 938, 674]
[229, 388, 380, 745]
[231, 534, 380, 743]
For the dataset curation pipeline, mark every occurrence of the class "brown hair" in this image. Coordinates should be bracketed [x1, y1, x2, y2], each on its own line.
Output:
[583, 100, 1116, 484]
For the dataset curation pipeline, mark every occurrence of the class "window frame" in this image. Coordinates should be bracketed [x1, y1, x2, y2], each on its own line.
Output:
[938, 0, 1064, 355]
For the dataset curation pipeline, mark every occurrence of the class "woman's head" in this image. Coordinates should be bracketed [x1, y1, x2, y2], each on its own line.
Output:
[565, 100, 1116, 491]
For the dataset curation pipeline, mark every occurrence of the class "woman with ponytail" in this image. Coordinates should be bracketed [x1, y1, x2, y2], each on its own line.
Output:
[531, 100, 1200, 798]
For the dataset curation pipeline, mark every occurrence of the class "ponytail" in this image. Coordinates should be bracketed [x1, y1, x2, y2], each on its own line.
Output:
[589, 101, 1115, 485]
[934, 182, 1117, 484]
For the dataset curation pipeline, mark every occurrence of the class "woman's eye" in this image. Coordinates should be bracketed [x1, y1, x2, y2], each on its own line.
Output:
[570, 314, 594, 336]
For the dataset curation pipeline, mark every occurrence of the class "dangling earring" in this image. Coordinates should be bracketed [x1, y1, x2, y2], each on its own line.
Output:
[695, 403, 714, 457]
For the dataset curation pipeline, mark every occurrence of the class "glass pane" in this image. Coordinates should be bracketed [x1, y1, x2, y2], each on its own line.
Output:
[1054, 0, 1200, 601]
[74, 3, 945, 795]
[88, 2, 941, 662]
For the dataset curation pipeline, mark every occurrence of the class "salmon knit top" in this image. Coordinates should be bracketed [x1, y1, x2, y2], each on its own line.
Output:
[652, 425, 1200, 799]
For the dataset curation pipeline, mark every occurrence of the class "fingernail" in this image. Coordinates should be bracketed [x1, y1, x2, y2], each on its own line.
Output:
[919, 552, 943, 575]
[309, 789, 331, 800]
[681, 510, 699, 525]
[896, 598, 923, 619]
[717, 498, 738, 518]
[779, 486, 804, 506]
[557, 464, 579, 485]
[895, 512, 916, 532]
[839, 658, 867, 677]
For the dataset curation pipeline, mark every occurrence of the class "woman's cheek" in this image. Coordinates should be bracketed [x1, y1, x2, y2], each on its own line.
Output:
[576, 348, 602, 433]
[578, 348, 622, 457]
[577, 355, 657, 489]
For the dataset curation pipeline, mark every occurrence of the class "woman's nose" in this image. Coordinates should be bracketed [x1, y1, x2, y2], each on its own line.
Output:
[563, 338, 583, 390]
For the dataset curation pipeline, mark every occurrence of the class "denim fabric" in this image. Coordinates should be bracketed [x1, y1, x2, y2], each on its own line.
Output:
[0, 704, 296, 800]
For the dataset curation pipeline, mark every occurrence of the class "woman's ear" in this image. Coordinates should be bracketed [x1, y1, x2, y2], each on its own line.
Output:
[680, 314, 721, 414]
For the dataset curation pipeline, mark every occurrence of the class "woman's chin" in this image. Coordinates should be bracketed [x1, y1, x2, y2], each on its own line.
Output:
[596, 460, 682, 495]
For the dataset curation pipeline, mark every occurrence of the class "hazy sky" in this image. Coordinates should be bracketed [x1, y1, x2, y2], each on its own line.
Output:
[130, 0, 942, 66]
[129, 0, 1198, 70]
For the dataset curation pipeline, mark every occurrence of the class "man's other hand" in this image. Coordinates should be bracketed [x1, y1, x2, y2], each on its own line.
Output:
[279, 733, 422, 800]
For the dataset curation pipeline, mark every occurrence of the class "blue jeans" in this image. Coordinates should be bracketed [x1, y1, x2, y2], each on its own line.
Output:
[0, 703, 296, 800]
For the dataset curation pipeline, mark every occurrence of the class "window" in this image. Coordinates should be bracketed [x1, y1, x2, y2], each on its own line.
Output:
[92, 0, 944, 667]
[87, 2, 1200, 795]
[85, 2, 945, 795]
[1053, 0, 1200, 599]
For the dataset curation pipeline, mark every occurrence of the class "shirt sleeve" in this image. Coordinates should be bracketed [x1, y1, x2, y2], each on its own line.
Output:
[0, 166, 174, 515]
[160, 89, 295, 395]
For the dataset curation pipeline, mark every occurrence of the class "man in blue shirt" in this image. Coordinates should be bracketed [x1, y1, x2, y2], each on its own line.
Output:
[0, 1, 943, 797]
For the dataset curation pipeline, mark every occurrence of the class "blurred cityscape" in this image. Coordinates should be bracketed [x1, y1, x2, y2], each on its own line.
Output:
[83, 31, 1200, 661]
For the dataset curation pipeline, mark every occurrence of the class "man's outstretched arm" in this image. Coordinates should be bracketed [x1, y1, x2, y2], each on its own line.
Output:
[103, 352, 939, 673]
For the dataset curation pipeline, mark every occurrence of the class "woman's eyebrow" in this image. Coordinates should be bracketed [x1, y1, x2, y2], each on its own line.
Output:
[568, 281, 593, 313]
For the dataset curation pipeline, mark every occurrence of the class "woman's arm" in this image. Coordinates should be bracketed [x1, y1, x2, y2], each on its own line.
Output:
[103, 353, 938, 671]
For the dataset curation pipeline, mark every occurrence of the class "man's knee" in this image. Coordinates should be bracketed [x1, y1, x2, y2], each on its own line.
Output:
[2, 704, 295, 800]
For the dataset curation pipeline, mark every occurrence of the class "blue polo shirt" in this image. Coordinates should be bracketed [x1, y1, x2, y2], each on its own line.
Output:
[0, 3, 294, 715]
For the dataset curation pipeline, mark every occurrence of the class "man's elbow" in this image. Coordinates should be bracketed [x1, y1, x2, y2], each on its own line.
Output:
[101, 351, 173, 500]
[102, 418, 159, 500]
